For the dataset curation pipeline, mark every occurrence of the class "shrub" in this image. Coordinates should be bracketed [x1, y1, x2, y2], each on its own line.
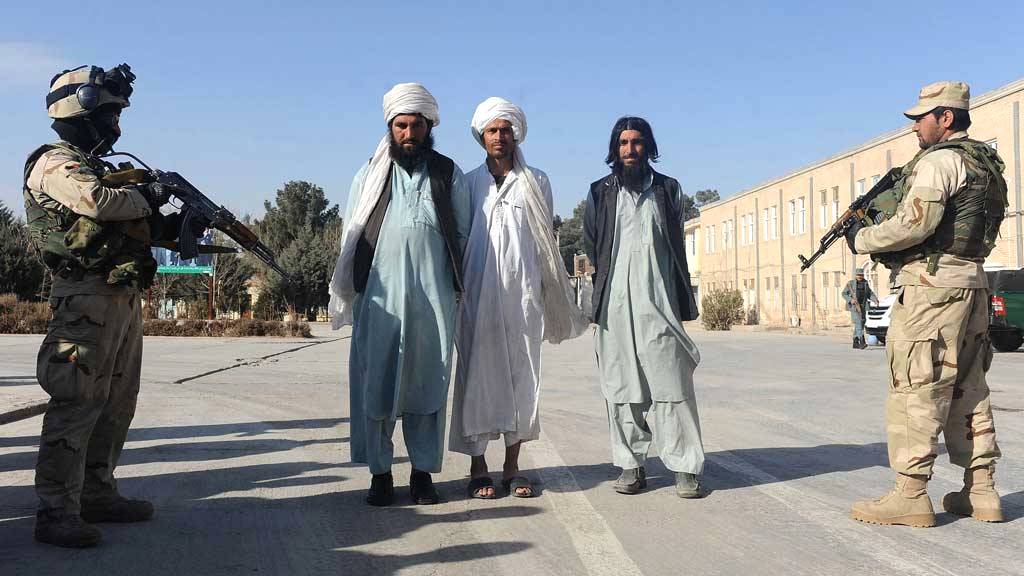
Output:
[701, 289, 745, 331]
[0, 293, 51, 334]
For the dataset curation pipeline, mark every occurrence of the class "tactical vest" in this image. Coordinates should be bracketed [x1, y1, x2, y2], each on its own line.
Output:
[865, 138, 1008, 272]
[22, 142, 157, 289]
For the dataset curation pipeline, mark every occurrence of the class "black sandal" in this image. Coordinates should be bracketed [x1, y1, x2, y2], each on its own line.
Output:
[410, 470, 440, 505]
[467, 476, 496, 499]
[366, 471, 394, 506]
[502, 475, 535, 498]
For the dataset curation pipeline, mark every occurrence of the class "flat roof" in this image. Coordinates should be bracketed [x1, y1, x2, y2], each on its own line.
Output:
[698, 77, 1024, 212]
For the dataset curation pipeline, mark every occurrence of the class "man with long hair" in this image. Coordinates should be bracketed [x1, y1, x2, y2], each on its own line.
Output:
[584, 117, 705, 498]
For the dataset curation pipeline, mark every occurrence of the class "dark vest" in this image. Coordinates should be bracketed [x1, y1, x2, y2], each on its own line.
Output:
[353, 150, 464, 293]
[587, 171, 699, 324]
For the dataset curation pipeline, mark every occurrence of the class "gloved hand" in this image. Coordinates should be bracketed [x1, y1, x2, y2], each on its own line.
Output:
[140, 182, 172, 209]
[845, 219, 864, 254]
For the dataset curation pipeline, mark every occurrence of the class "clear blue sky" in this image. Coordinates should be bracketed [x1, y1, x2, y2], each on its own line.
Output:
[3, 1, 1022, 219]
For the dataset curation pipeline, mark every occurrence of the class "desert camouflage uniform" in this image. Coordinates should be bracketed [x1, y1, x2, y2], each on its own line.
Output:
[26, 146, 152, 515]
[854, 131, 1001, 477]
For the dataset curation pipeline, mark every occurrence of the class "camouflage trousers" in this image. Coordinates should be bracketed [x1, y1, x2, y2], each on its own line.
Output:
[35, 291, 143, 514]
[885, 285, 1000, 476]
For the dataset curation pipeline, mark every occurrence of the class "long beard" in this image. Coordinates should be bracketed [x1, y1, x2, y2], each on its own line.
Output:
[614, 159, 650, 190]
[390, 133, 435, 172]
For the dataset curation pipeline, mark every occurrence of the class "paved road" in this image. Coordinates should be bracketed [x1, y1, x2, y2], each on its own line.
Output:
[1, 326, 1022, 575]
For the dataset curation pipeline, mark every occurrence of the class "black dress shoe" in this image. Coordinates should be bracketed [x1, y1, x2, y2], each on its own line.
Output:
[409, 470, 440, 505]
[366, 472, 394, 506]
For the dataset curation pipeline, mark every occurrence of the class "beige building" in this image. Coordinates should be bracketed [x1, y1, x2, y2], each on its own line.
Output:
[688, 77, 1024, 328]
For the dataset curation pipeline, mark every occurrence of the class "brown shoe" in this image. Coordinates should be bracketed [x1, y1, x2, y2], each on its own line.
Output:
[34, 510, 102, 548]
[942, 465, 1004, 522]
[851, 474, 935, 527]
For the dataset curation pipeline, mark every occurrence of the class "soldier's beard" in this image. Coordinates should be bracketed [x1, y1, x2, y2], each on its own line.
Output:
[390, 133, 435, 173]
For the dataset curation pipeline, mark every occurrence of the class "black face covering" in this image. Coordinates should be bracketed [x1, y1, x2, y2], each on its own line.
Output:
[50, 106, 121, 155]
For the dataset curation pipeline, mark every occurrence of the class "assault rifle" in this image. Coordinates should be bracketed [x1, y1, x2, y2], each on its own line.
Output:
[798, 167, 901, 272]
[100, 152, 290, 280]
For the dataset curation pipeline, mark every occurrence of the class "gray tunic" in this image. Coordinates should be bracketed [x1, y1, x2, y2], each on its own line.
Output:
[594, 178, 701, 403]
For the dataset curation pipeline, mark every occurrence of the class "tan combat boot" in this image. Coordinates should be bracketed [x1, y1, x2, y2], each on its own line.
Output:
[851, 474, 935, 527]
[942, 465, 1004, 522]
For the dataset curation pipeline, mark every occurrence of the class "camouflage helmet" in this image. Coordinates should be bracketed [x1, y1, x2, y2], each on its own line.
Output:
[46, 64, 135, 119]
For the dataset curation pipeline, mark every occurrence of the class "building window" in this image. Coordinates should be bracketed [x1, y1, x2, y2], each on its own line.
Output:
[819, 190, 828, 229]
[856, 179, 866, 198]
[985, 138, 998, 150]
[686, 231, 696, 256]
[801, 274, 808, 311]
[774, 276, 780, 309]
[832, 187, 840, 222]
[871, 174, 880, 188]
[706, 225, 715, 253]
[762, 208, 770, 241]
[833, 271, 842, 311]
[788, 201, 797, 235]
[724, 219, 734, 249]
[770, 205, 778, 239]
[791, 274, 798, 311]
[822, 271, 830, 310]
[798, 197, 806, 234]
[745, 213, 754, 246]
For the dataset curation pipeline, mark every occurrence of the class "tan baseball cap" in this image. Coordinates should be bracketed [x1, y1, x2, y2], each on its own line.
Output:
[904, 81, 971, 118]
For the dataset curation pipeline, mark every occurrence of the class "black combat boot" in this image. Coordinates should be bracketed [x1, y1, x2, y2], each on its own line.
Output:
[35, 509, 102, 548]
[80, 495, 154, 523]
[852, 337, 861, 349]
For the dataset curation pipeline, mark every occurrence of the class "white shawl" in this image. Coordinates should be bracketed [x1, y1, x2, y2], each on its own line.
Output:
[328, 83, 441, 329]
[470, 97, 585, 343]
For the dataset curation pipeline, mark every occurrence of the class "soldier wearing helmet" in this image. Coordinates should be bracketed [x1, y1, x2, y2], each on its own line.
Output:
[846, 82, 1008, 528]
[25, 64, 175, 548]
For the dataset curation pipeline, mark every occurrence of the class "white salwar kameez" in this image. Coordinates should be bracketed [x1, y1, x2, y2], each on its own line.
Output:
[449, 165, 553, 455]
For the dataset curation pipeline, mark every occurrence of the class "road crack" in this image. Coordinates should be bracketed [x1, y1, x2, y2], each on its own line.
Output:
[173, 337, 347, 384]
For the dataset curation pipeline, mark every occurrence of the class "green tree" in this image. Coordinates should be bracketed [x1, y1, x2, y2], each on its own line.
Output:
[0, 201, 45, 300]
[557, 200, 587, 272]
[694, 189, 720, 207]
[254, 181, 342, 320]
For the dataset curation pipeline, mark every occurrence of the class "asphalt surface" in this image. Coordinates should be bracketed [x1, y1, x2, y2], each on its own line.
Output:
[1, 325, 1022, 575]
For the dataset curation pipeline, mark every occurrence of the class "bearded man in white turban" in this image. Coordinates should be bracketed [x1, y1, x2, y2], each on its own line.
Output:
[451, 97, 584, 499]
[328, 83, 471, 506]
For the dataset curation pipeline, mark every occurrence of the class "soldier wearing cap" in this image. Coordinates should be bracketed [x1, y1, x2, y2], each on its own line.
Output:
[24, 64, 176, 547]
[841, 268, 878, 349]
[845, 81, 1008, 527]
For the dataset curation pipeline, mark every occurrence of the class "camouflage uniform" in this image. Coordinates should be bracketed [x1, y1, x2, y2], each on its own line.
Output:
[26, 146, 152, 515]
[850, 81, 1007, 527]
[854, 135, 1001, 478]
[25, 64, 160, 547]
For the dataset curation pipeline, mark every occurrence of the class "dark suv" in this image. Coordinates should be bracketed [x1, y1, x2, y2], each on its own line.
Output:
[987, 269, 1024, 352]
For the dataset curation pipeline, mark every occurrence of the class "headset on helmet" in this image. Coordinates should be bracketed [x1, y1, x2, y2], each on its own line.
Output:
[46, 63, 135, 119]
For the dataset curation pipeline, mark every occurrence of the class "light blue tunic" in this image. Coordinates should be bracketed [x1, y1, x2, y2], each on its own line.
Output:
[345, 159, 471, 469]
[594, 179, 701, 403]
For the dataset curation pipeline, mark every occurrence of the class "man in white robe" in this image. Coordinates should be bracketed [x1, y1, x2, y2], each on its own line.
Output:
[328, 83, 471, 506]
[451, 97, 584, 498]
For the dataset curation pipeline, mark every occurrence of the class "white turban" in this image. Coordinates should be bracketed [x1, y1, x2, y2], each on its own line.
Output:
[469, 97, 585, 343]
[384, 82, 440, 126]
[328, 82, 441, 329]
[470, 96, 525, 145]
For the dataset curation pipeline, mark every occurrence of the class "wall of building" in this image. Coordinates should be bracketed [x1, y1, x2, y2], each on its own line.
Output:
[690, 78, 1024, 328]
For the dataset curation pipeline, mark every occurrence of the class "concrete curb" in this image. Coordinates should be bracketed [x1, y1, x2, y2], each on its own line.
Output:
[0, 400, 47, 425]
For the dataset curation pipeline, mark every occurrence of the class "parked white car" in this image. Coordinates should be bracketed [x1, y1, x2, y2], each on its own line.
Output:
[865, 293, 898, 344]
